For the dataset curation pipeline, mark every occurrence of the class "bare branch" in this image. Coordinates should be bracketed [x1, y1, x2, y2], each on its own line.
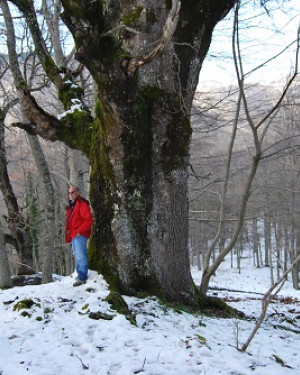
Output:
[140, 0, 181, 64]
[1, 0, 62, 138]
[255, 22, 300, 130]
[100, 24, 141, 38]
[241, 252, 300, 352]
[9, 0, 62, 85]
[121, 0, 182, 77]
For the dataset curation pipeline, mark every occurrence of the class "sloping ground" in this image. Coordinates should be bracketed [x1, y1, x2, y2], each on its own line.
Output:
[0, 269, 299, 374]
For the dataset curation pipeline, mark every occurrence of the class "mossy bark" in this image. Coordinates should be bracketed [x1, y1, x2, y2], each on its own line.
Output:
[89, 85, 194, 303]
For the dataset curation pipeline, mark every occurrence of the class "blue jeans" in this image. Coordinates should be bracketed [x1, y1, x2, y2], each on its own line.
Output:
[71, 235, 88, 281]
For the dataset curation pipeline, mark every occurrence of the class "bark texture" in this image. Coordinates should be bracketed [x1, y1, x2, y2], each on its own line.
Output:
[0, 220, 12, 288]
[26, 133, 55, 283]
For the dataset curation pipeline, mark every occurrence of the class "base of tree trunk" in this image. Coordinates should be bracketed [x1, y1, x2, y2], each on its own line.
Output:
[200, 295, 245, 318]
[192, 287, 245, 318]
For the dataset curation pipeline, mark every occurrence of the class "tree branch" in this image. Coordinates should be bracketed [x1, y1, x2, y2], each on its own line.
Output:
[241, 253, 300, 352]
[255, 23, 299, 132]
[140, 0, 181, 64]
[2, 0, 92, 152]
[9, 0, 62, 86]
[120, 1, 181, 77]
[1, 0, 63, 138]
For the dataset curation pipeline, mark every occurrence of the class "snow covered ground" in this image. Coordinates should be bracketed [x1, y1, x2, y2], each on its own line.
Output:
[0, 258, 299, 375]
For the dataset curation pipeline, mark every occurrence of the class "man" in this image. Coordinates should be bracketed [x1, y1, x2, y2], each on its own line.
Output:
[65, 186, 93, 286]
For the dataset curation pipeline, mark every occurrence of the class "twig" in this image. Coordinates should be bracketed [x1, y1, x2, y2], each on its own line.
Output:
[134, 358, 146, 374]
[75, 355, 89, 370]
[241, 253, 300, 352]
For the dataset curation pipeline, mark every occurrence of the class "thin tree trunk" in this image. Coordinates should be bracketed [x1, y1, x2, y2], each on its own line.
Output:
[253, 219, 260, 268]
[26, 172, 40, 271]
[258, 238, 263, 268]
[284, 223, 289, 273]
[0, 220, 12, 288]
[264, 213, 270, 267]
[0, 114, 34, 275]
[26, 134, 55, 283]
[67, 148, 88, 197]
[292, 231, 300, 290]
[269, 245, 274, 286]
[274, 217, 283, 280]
[236, 241, 241, 274]
[264, 212, 274, 284]
[63, 147, 73, 275]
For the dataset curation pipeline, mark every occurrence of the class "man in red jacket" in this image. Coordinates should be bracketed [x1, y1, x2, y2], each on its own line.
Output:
[65, 186, 93, 286]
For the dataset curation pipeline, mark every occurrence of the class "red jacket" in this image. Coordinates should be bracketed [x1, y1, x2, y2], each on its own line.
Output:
[65, 196, 93, 243]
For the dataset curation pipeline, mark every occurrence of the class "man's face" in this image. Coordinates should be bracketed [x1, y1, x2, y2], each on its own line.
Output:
[68, 187, 80, 201]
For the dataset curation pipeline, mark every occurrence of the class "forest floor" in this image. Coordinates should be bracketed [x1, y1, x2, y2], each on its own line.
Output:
[0, 257, 299, 375]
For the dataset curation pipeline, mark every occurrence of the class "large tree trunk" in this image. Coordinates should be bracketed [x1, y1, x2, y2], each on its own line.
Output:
[89, 91, 195, 303]
[62, 0, 235, 305]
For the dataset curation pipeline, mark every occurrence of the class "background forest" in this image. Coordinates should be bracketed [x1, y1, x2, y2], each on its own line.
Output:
[2, 77, 300, 289]
[189, 80, 300, 290]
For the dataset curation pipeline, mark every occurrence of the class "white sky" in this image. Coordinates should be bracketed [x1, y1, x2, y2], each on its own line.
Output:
[199, 0, 300, 87]
[0, 256, 299, 375]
